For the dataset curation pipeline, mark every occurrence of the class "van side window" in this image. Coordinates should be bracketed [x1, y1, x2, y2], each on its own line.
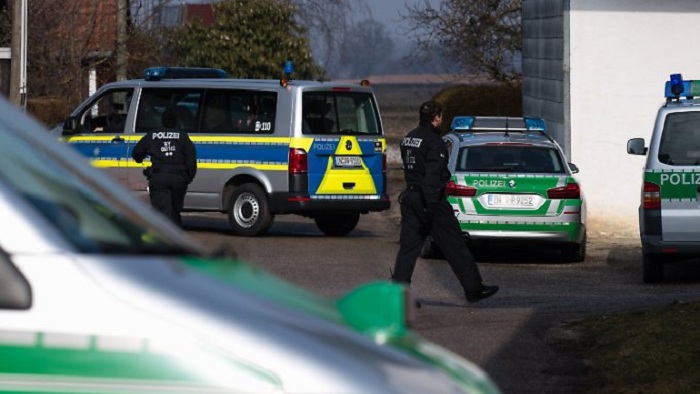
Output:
[302, 92, 381, 136]
[79, 89, 133, 133]
[136, 89, 203, 133]
[659, 112, 700, 166]
[202, 90, 277, 134]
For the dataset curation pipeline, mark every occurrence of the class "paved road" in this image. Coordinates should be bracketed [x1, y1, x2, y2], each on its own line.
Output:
[183, 175, 700, 394]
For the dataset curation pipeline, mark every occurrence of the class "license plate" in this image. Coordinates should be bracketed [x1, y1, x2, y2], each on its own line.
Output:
[334, 156, 362, 168]
[487, 194, 534, 207]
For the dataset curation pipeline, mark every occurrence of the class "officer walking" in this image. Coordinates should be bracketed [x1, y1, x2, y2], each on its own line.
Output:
[392, 101, 498, 304]
[132, 108, 197, 226]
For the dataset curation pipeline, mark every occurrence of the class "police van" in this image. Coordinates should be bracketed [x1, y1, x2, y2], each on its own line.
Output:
[628, 73, 700, 282]
[59, 66, 390, 236]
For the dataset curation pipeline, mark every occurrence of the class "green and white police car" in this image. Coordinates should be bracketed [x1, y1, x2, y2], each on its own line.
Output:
[0, 98, 500, 393]
[423, 116, 586, 262]
[628, 73, 700, 283]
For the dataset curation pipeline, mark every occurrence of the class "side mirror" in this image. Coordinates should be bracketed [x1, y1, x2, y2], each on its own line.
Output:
[62, 116, 78, 135]
[568, 163, 579, 174]
[627, 138, 647, 155]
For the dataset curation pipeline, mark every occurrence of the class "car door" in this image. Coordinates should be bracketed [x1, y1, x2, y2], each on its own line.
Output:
[62, 88, 135, 185]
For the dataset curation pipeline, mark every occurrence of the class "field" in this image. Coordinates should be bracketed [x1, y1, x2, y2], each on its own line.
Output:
[372, 82, 450, 146]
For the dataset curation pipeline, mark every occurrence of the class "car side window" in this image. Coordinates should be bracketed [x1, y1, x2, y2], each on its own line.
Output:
[136, 89, 203, 133]
[201, 90, 277, 134]
[78, 89, 133, 133]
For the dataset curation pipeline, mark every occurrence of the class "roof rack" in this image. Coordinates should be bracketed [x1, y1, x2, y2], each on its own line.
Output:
[143, 67, 228, 81]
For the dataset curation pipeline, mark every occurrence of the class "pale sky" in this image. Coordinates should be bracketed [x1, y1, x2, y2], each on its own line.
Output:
[366, 0, 440, 38]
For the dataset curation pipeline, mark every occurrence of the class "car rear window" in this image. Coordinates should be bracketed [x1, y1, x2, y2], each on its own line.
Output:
[456, 145, 565, 173]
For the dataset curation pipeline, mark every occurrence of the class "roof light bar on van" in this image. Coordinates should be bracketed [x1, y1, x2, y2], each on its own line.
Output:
[144, 67, 228, 81]
[281, 60, 294, 87]
[665, 73, 700, 100]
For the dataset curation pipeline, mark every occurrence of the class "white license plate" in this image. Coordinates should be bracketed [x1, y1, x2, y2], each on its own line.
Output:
[487, 194, 534, 207]
[334, 156, 362, 168]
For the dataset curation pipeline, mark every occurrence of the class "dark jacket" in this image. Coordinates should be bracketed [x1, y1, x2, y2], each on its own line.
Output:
[132, 128, 197, 183]
[400, 120, 451, 206]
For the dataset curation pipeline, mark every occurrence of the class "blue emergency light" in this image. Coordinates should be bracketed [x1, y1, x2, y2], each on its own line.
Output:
[664, 73, 700, 100]
[284, 60, 294, 75]
[144, 67, 228, 81]
[451, 116, 475, 131]
[524, 117, 547, 131]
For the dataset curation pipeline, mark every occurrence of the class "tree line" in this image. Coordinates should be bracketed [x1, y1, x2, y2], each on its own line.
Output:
[0, 0, 522, 108]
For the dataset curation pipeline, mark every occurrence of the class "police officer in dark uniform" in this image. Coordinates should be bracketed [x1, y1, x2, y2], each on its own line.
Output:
[392, 101, 498, 303]
[132, 108, 197, 226]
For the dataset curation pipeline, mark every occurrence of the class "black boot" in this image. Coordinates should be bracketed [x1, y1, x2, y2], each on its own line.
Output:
[466, 285, 499, 303]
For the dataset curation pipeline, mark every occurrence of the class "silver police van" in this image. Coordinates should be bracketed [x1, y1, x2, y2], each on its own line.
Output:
[628, 73, 700, 282]
[59, 66, 390, 236]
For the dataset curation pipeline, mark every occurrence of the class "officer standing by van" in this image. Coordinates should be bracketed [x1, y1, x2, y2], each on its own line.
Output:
[132, 108, 197, 226]
[392, 101, 498, 304]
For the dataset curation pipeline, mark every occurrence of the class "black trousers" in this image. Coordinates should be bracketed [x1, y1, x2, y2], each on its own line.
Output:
[392, 189, 483, 295]
[148, 173, 188, 226]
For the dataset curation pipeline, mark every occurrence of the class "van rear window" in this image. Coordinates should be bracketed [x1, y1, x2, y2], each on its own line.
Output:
[658, 112, 700, 166]
[302, 92, 382, 136]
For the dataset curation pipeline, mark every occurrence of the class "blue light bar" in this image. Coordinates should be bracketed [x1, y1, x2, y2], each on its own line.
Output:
[524, 117, 547, 131]
[451, 116, 475, 131]
[664, 73, 700, 99]
[143, 67, 228, 81]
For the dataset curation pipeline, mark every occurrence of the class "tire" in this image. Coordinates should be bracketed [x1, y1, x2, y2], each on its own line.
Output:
[643, 253, 664, 283]
[227, 183, 274, 236]
[314, 212, 360, 236]
[562, 233, 587, 263]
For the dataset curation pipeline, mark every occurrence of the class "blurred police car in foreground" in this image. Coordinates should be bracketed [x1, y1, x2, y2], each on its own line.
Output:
[0, 98, 499, 393]
[422, 116, 586, 263]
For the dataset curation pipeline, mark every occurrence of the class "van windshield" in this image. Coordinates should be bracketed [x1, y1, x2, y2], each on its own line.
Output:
[658, 112, 700, 166]
[302, 92, 382, 136]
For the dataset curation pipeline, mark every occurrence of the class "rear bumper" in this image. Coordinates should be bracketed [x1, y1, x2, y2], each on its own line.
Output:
[641, 234, 700, 256]
[269, 192, 391, 213]
[465, 226, 585, 246]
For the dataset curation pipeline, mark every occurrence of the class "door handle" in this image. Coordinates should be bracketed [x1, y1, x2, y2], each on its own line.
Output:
[112, 136, 125, 142]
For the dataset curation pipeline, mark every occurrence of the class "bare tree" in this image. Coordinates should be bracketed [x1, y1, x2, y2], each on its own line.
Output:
[290, 0, 370, 80]
[404, 0, 522, 85]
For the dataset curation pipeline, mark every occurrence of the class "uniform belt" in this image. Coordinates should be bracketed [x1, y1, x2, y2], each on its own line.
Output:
[153, 167, 185, 175]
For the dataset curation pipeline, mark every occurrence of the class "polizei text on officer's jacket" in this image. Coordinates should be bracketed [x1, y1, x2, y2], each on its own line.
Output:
[152, 132, 180, 139]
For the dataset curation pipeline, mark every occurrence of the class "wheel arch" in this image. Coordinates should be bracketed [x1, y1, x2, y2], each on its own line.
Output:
[221, 168, 273, 210]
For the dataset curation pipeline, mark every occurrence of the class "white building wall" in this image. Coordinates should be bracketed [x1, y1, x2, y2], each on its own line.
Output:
[569, 1, 700, 235]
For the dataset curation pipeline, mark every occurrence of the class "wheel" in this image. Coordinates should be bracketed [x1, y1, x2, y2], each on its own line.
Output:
[643, 253, 664, 283]
[562, 233, 587, 263]
[314, 212, 360, 236]
[227, 183, 273, 236]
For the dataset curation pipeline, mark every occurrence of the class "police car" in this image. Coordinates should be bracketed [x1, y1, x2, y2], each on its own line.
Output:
[0, 98, 500, 393]
[627, 73, 700, 283]
[58, 65, 389, 236]
[422, 116, 586, 262]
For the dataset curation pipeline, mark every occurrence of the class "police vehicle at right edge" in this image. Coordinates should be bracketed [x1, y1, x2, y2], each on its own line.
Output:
[628, 73, 700, 283]
[422, 116, 586, 263]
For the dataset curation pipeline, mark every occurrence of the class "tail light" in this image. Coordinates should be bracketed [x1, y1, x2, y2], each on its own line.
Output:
[289, 148, 307, 174]
[642, 181, 661, 209]
[445, 180, 477, 197]
[547, 182, 580, 199]
[382, 153, 387, 173]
